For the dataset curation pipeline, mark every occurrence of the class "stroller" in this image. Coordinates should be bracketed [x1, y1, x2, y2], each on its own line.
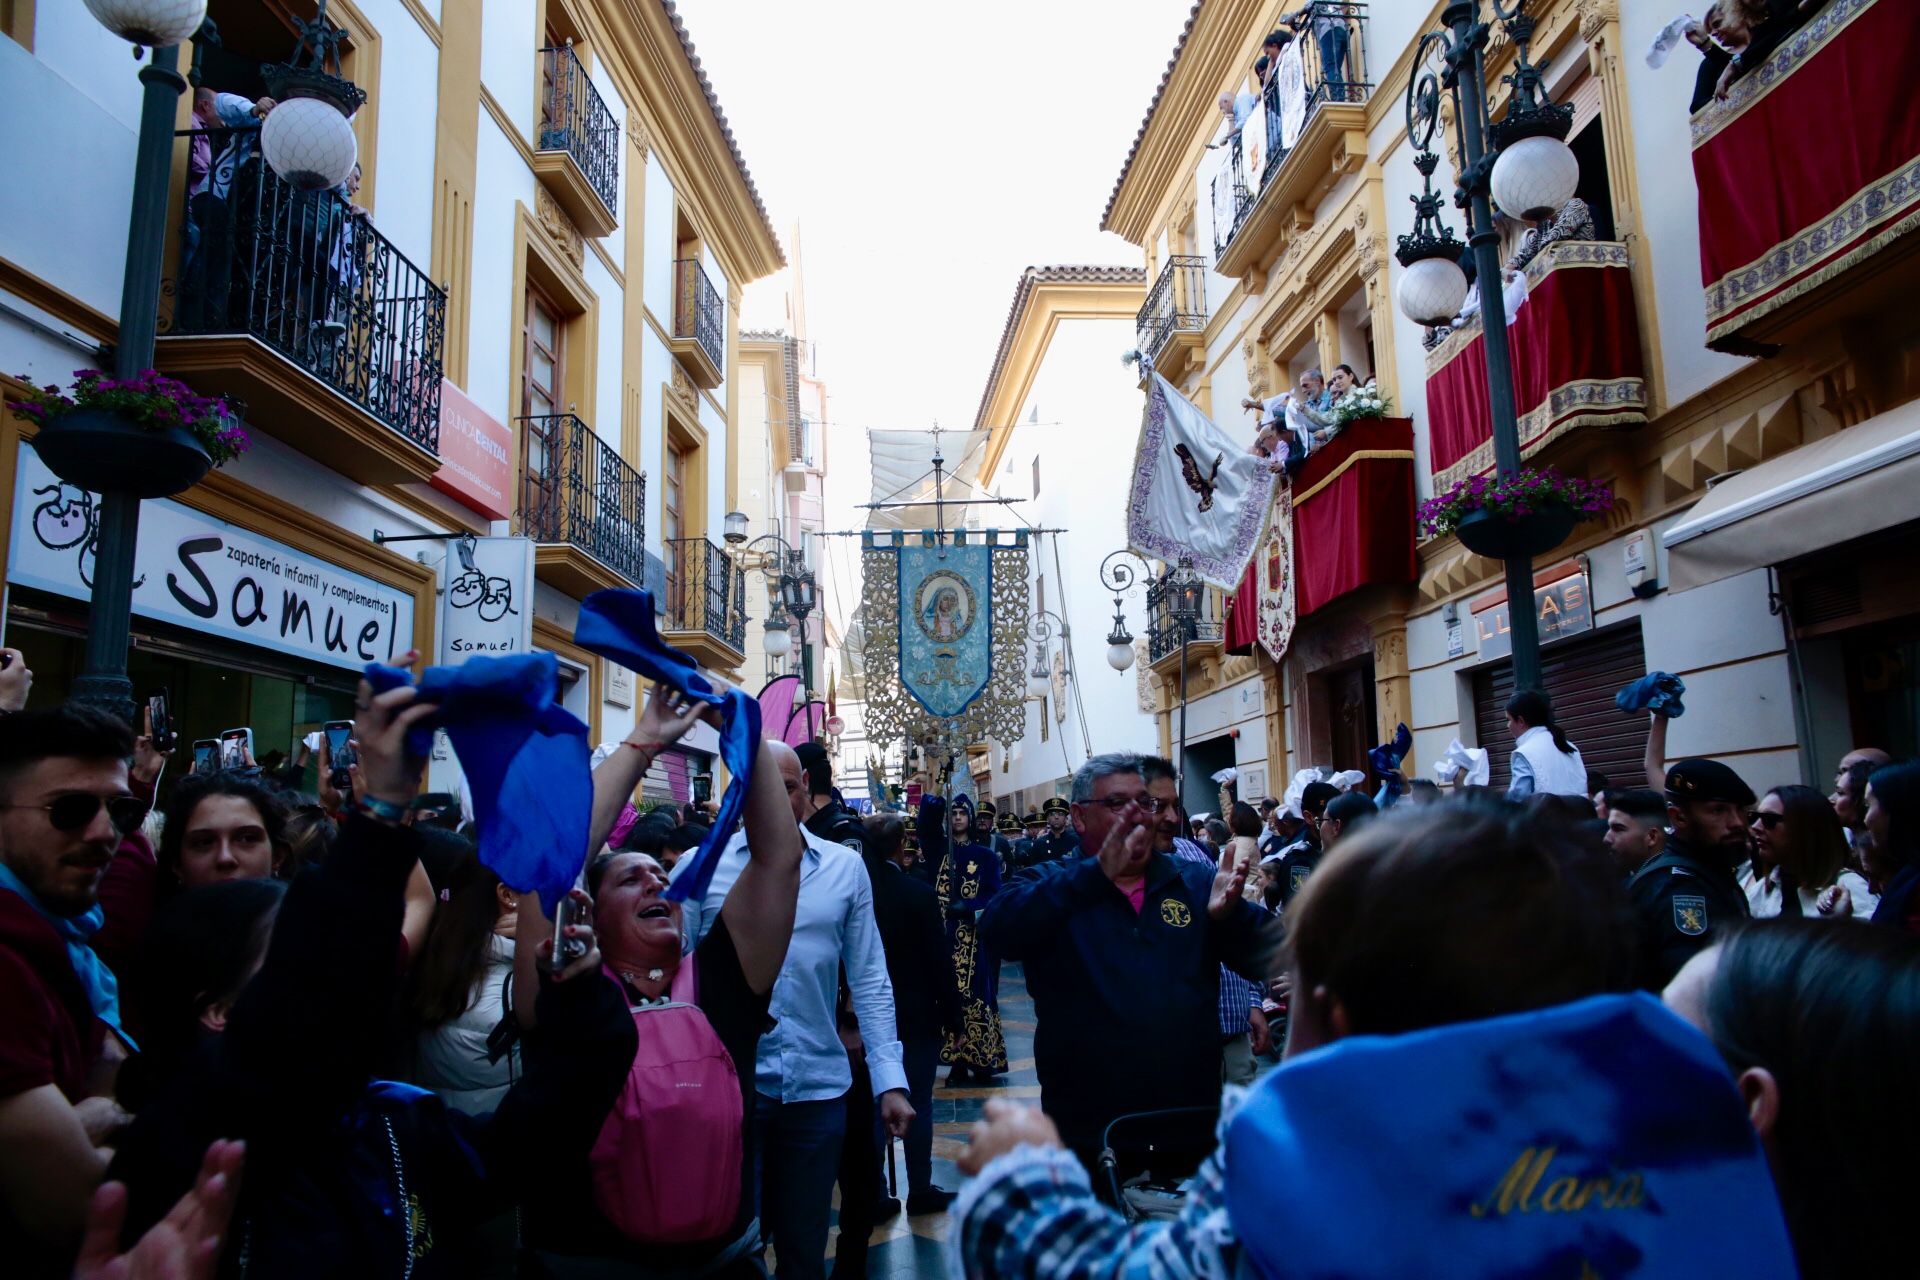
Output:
[1098, 1106, 1221, 1223]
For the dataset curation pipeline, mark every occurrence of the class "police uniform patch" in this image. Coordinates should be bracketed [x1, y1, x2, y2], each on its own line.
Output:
[1160, 899, 1192, 928]
[1290, 865, 1310, 894]
[1672, 894, 1708, 937]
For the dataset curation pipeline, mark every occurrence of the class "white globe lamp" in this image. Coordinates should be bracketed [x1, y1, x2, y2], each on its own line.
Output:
[1396, 255, 1470, 327]
[1489, 134, 1579, 224]
[1107, 640, 1136, 672]
[81, 0, 207, 46]
[261, 97, 359, 191]
[763, 623, 793, 659]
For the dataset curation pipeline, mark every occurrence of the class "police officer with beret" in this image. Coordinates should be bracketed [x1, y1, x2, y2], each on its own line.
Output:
[1627, 758, 1754, 991]
[1027, 796, 1082, 865]
[794, 740, 867, 855]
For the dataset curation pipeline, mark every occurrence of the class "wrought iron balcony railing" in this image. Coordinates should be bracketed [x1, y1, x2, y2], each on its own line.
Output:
[672, 258, 726, 373]
[1146, 576, 1225, 665]
[539, 44, 620, 217]
[519, 414, 646, 584]
[166, 126, 445, 453]
[665, 536, 747, 653]
[1210, 132, 1253, 258]
[1137, 255, 1208, 366]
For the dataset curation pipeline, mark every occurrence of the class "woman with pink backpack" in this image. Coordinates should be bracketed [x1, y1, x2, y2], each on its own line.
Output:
[516, 685, 805, 1279]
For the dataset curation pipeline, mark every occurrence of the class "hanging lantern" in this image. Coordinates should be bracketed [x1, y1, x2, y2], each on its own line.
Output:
[722, 509, 750, 545]
[1397, 255, 1470, 327]
[1489, 135, 1580, 223]
[1105, 598, 1136, 672]
[260, 0, 366, 192]
[81, 0, 207, 47]
[762, 607, 793, 658]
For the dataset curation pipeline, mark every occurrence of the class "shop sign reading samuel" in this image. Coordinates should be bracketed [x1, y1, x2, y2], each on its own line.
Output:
[7, 447, 414, 671]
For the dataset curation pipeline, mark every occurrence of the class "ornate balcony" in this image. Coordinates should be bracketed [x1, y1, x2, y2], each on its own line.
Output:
[1137, 254, 1208, 381]
[1291, 416, 1416, 617]
[535, 44, 619, 238]
[671, 258, 726, 389]
[1211, 2, 1372, 281]
[1691, 0, 1920, 353]
[157, 127, 445, 485]
[663, 536, 747, 671]
[1424, 241, 1649, 492]
[1147, 576, 1225, 668]
[519, 414, 645, 597]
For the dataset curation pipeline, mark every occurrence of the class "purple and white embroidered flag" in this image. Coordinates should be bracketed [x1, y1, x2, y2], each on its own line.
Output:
[1127, 372, 1277, 589]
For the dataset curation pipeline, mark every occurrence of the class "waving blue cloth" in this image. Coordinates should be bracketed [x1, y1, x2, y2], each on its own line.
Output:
[1367, 721, 1413, 777]
[0, 861, 133, 1047]
[1225, 993, 1795, 1279]
[574, 589, 762, 905]
[1617, 671, 1687, 718]
[365, 653, 590, 912]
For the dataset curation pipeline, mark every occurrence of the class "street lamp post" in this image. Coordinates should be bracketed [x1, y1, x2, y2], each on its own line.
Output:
[1097, 549, 1200, 792]
[723, 514, 817, 692]
[70, 1, 365, 721]
[1394, 0, 1578, 695]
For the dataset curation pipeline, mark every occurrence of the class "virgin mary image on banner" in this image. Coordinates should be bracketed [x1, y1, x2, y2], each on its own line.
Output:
[899, 539, 992, 719]
[921, 794, 1007, 1084]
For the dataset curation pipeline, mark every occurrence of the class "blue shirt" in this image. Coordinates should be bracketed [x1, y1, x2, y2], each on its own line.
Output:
[673, 824, 907, 1102]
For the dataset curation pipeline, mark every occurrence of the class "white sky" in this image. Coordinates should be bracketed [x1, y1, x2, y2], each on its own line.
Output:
[679, 0, 1191, 635]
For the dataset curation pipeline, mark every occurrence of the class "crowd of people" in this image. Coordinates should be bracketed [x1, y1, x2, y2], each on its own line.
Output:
[4, 616, 1917, 1279]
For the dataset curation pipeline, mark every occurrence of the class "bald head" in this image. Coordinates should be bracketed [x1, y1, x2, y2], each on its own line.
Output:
[1841, 747, 1892, 772]
[766, 741, 807, 825]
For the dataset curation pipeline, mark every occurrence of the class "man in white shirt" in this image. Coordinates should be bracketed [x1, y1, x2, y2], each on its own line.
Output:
[672, 742, 912, 1280]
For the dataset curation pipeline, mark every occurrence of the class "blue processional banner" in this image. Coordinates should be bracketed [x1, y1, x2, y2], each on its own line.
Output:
[860, 529, 1030, 752]
[899, 537, 992, 718]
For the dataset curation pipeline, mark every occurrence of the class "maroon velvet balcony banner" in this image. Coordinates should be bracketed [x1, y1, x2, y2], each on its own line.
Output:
[1424, 242, 1647, 490]
[1291, 417, 1416, 619]
[1692, 0, 1920, 347]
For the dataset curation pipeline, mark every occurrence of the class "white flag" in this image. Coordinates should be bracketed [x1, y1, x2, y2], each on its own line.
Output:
[1126, 372, 1277, 589]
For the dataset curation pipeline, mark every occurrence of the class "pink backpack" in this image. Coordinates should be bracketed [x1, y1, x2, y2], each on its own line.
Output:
[588, 962, 743, 1243]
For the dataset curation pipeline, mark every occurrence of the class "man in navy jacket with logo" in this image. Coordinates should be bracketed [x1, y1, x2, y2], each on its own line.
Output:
[980, 752, 1280, 1183]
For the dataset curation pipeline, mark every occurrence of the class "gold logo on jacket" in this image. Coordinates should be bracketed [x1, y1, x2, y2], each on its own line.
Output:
[1160, 899, 1192, 927]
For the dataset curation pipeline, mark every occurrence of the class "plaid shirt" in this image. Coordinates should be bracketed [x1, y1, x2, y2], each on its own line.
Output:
[1168, 838, 1266, 1036]
[948, 1091, 1247, 1280]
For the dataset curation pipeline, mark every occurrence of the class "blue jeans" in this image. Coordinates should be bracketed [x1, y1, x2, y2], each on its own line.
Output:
[755, 1092, 848, 1280]
[1318, 25, 1351, 103]
[877, 1034, 941, 1198]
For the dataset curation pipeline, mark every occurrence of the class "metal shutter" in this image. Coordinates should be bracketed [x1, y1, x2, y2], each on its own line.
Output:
[1472, 621, 1649, 793]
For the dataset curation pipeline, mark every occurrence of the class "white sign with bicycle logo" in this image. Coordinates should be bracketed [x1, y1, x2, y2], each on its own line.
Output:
[440, 535, 533, 660]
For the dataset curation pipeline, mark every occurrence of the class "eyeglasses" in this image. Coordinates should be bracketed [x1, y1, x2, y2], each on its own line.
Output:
[1089, 795, 1180, 814]
[1, 792, 145, 834]
[1747, 811, 1786, 830]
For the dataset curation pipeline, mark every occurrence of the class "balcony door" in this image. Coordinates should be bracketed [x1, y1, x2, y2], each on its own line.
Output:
[663, 442, 688, 621]
[521, 284, 566, 535]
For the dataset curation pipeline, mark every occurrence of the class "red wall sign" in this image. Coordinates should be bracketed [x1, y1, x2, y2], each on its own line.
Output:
[431, 380, 514, 520]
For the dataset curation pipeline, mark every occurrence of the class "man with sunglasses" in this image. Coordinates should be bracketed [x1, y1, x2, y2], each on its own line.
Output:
[0, 702, 143, 1273]
[980, 752, 1281, 1188]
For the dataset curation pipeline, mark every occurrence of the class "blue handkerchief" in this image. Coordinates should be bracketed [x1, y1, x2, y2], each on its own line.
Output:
[574, 589, 762, 905]
[1226, 993, 1794, 1279]
[1617, 671, 1686, 718]
[365, 653, 591, 913]
[1367, 722, 1413, 776]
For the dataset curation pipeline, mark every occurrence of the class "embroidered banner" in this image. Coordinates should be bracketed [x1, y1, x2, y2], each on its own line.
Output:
[1258, 489, 1296, 664]
[862, 530, 1030, 753]
[1127, 371, 1277, 589]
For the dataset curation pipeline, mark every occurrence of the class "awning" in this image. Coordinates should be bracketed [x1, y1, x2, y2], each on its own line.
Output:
[1665, 399, 1920, 591]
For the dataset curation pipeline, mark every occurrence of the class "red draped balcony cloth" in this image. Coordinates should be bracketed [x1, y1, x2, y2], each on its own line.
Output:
[1423, 241, 1647, 492]
[1692, 0, 1920, 349]
[1290, 417, 1417, 619]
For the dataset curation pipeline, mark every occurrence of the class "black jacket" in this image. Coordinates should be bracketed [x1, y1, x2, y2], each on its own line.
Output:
[870, 860, 963, 1042]
[980, 852, 1279, 1150]
[806, 799, 867, 856]
[108, 816, 634, 1278]
[1626, 836, 1750, 991]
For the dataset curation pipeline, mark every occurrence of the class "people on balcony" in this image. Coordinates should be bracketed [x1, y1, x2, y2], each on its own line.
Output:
[1505, 195, 1595, 275]
[1288, 3, 1353, 104]
[1656, 1, 1827, 110]
[181, 88, 275, 332]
